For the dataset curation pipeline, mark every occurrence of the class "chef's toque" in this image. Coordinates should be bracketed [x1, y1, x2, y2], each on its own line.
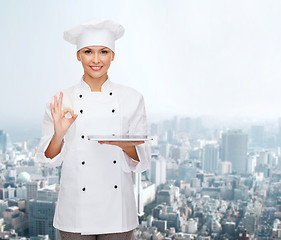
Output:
[63, 18, 125, 52]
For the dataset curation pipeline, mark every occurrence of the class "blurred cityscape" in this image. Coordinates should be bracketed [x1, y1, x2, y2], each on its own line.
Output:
[1, 116, 281, 239]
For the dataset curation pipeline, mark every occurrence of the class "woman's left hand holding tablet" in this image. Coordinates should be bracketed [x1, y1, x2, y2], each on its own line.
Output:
[98, 141, 145, 148]
[98, 141, 145, 161]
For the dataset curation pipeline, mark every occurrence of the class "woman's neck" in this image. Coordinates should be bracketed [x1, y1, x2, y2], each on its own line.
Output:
[83, 73, 108, 92]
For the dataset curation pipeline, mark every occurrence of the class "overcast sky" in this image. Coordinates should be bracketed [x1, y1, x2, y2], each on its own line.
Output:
[1, 0, 281, 140]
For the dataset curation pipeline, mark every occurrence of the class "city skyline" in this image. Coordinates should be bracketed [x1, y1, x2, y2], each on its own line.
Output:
[0, 112, 280, 239]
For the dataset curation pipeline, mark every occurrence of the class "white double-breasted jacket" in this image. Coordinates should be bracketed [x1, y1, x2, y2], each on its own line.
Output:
[35, 75, 151, 235]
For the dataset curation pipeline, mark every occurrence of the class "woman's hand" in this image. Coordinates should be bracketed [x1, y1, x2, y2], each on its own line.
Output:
[98, 141, 144, 148]
[98, 141, 144, 161]
[50, 91, 78, 140]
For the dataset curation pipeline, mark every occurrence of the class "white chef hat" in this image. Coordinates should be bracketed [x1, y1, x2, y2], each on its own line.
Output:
[63, 18, 125, 52]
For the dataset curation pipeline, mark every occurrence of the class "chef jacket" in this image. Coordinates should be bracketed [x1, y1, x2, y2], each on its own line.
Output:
[35, 75, 151, 235]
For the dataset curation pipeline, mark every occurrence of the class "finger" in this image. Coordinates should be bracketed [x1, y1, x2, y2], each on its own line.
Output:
[70, 109, 75, 118]
[54, 95, 58, 112]
[62, 107, 74, 117]
[67, 114, 78, 124]
[50, 103, 54, 118]
[58, 91, 63, 111]
[55, 94, 60, 110]
[132, 141, 145, 146]
[107, 141, 123, 147]
[71, 114, 78, 122]
[107, 141, 120, 144]
[100, 141, 115, 145]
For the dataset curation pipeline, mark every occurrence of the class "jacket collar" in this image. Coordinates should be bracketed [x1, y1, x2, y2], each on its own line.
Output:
[79, 74, 111, 92]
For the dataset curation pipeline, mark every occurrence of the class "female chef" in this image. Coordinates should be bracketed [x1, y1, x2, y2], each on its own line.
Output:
[35, 18, 151, 240]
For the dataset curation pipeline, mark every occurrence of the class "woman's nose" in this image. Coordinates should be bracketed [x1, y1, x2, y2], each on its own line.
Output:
[92, 53, 100, 64]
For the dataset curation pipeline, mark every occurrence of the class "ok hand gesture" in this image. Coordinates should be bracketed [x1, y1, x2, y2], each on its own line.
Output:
[50, 91, 78, 139]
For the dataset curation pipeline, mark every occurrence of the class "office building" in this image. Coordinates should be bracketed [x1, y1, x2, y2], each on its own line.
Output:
[202, 144, 219, 173]
[221, 130, 248, 174]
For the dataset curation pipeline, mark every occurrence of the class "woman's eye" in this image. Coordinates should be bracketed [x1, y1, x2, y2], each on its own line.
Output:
[101, 50, 108, 54]
[85, 50, 91, 54]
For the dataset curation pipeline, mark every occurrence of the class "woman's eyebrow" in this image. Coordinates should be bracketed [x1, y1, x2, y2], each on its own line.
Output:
[84, 47, 109, 50]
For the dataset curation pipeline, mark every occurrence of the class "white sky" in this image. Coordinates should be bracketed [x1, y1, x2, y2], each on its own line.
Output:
[1, 0, 281, 140]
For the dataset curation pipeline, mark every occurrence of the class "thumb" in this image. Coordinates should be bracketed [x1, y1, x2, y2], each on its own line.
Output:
[68, 114, 78, 124]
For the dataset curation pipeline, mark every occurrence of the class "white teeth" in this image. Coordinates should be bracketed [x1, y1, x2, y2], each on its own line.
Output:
[91, 66, 102, 70]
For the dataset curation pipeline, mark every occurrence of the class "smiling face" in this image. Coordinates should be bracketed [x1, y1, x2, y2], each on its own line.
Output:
[76, 46, 115, 81]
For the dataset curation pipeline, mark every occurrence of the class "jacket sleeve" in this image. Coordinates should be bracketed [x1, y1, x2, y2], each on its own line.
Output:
[121, 95, 151, 173]
[35, 94, 66, 168]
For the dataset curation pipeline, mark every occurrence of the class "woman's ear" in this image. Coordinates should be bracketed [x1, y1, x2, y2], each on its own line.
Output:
[76, 51, 81, 61]
[111, 51, 115, 61]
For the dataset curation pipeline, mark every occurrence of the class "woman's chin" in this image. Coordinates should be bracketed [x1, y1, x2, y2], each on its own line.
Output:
[85, 72, 107, 80]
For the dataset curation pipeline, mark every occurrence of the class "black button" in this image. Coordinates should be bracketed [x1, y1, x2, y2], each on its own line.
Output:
[112, 134, 115, 136]
[113, 160, 116, 164]
[82, 161, 85, 165]
[112, 109, 115, 113]
[109, 92, 112, 96]
[114, 185, 118, 189]
[81, 135, 84, 139]
[80, 109, 83, 114]
[82, 187, 85, 191]
[79, 94, 82, 98]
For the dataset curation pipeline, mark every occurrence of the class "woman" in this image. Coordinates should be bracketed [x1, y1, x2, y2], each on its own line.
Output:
[35, 18, 151, 240]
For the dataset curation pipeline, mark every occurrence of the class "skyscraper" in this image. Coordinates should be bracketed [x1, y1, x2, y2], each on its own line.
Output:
[251, 125, 264, 147]
[28, 184, 59, 240]
[0, 130, 8, 154]
[202, 144, 219, 173]
[278, 118, 281, 147]
[221, 130, 248, 174]
[151, 154, 166, 186]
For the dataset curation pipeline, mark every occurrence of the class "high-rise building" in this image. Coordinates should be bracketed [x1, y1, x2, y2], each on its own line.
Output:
[244, 212, 257, 235]
[28, 184, 59, 240]
[26, 181, 40, 202]
[221, 130, 248, 174]
[0, 130, 8, 154]
[211, 218, 221, 233]
[247, 155, 257, 174]
[151, 155, 166, 186]
[157, 189, 174, 205]
[186, 218, 198, 233]
[3, 206, 28, 235]
[28, 199, 57, 239]
[278, 118, 281, 147]
[26, 181, 41, 213]
[159, 143, 170, 159]
[150, 123, 159, 136]
[202, 144, 219, 173]
[151, 159, 161, 185]
[251, 125, 264, 146]
[218, 161, 232, 175]
[179, 117, 191, 133]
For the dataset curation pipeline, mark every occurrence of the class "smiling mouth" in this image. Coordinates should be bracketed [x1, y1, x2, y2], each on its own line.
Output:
[90, 66, 103, 71]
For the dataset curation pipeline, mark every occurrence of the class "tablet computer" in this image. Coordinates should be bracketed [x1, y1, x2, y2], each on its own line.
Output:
[87, 135, 153, 141]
